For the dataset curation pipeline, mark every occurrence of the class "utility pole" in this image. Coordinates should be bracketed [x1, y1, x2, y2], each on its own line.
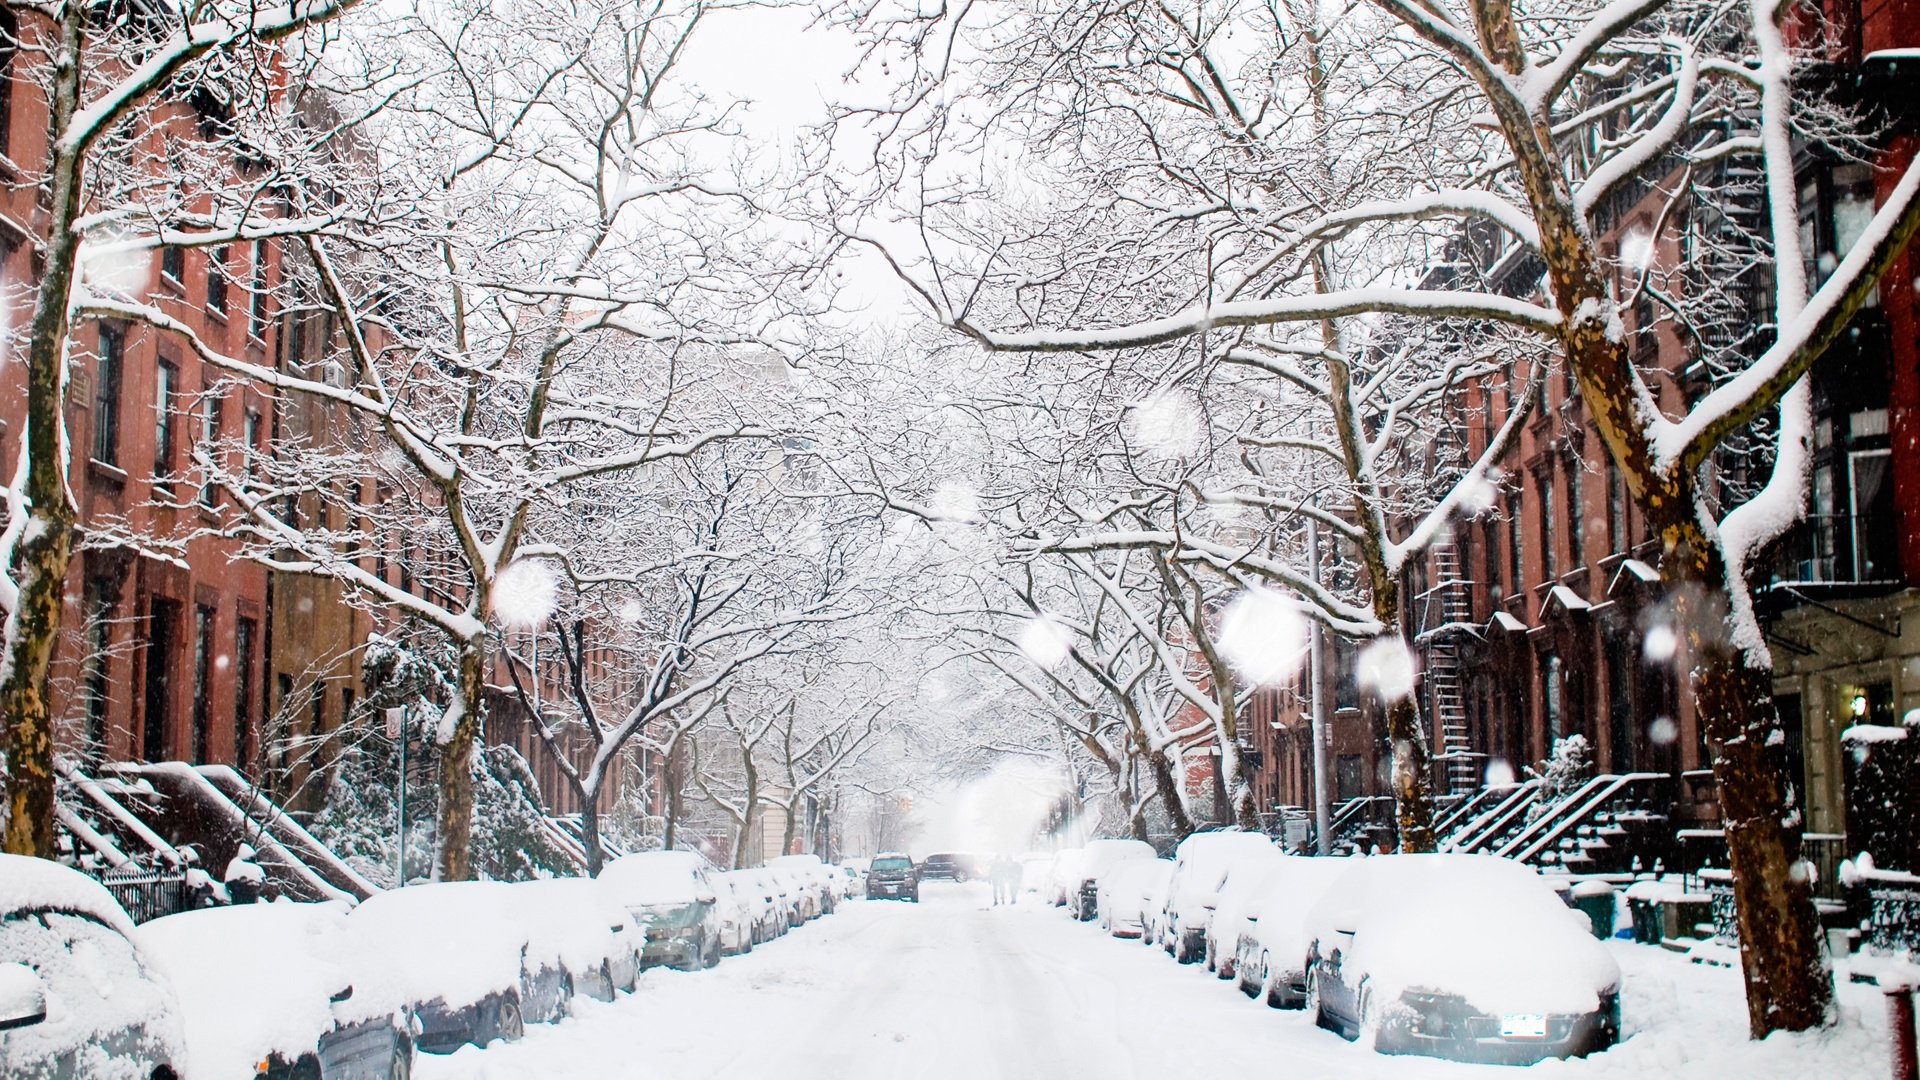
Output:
[1307, 518, 1333, 855]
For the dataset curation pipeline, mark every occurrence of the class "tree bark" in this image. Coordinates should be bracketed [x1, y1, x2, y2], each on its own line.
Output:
[1147, 747, 1196, 839]
[580, 793, 603, 877]
[663, 737, 687, 851]
[1661, 516, 1834, 1034]
[2, 4, 86, 860]
[433, 640, 484, 881]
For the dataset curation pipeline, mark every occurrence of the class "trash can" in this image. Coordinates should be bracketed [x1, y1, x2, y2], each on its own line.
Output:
[1627, 896, 1663, 944]
[1571, 879, 1616, 940]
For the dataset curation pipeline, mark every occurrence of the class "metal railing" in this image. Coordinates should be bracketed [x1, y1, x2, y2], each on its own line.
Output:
[100, 866, 188, 925]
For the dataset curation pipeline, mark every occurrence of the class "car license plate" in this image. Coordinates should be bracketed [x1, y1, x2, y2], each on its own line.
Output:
[1500, 1013, 1548, 1039]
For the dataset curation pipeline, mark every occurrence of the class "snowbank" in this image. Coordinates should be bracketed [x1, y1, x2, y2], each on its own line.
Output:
[341, 883, 527, 1014]
[510, 879, 637, 975]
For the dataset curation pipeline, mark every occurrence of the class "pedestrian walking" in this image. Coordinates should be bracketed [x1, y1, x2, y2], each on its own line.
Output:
[990, 855, 1020, 906]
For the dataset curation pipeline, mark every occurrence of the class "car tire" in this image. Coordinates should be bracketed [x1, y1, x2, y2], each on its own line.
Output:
[491, 994, 525, 1044]
[389, 1036, 414, 1080]
[290, 1054, 322, 1080]
[1305, 957, 1329, 1032]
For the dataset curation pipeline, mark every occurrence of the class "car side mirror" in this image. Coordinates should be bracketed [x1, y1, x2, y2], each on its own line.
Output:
[0, 964, 47, 1031]
[696, 890, 717, 906]
[330, 985, 354, 1004]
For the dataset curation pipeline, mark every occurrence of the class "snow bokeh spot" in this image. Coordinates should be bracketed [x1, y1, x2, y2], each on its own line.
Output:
[78, 234, 151, 297]
[1643, 623, 1677, 664]
[1485, 757, 1516, 787]
[617, 597, 645, 624]
[1216, 587, 1307, 686]
[1357, 637, 1416, 703]
[1126, 390, 1203, 459]
[1649, 716, 1678, 746]
[492, 558, 559, 629]
[1016, 614, 1072, 669]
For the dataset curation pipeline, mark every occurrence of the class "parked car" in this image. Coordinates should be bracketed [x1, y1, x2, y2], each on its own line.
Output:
[1160, 831, 1279, 963]
[767, 864, 818, 923]
[770, 854, 838, 915]
[1017, 853, 1056, 898]
[1303, 854, 1622, 1064]
[513, 877, 643, 999]
[917, 852, 973, 882]
[341, 882, 545, 1054]
[865, 852, 919, 901]
[839, 858, 870, 896]
[0, 854, 185, 1079]
[1095, 858, 1175, 939]
[1045, 848, 1086, 906]
[747, 869, 793, 937]
[1203, 845, 1292, 976]
[1066, 839, 1157, 920]
[137, 899, 413, 1080]
[1232, 856, 1352, 1007]
[600, 851, 724, 970]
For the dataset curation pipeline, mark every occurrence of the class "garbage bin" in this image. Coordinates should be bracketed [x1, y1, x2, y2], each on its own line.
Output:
[1571, 879, 1616, 940]
[1627, 896, 1663, 944]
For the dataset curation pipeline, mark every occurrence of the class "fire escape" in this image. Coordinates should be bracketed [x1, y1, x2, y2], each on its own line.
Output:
[1418, 543, 1480, 795]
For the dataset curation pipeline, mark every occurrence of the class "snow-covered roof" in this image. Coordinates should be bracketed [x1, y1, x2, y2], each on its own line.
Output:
[0, 855, 135, 933]
[1539, 584, 1592, 618]
[601, 851, 714, 908]
[342, 882, 527, 1013]
[1608, 558, 1661, 596]
[1487, 610, 1529, 635]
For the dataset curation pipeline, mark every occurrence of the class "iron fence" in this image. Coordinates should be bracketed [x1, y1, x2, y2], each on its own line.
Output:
[101, 866, 188, 924]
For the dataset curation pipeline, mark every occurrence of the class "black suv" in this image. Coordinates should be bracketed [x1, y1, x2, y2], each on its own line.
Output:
[917, 852, 974, 883]
[866, 854, 919, 901]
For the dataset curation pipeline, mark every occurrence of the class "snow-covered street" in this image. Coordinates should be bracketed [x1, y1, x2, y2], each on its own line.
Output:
[415, 883, 1884, 1080]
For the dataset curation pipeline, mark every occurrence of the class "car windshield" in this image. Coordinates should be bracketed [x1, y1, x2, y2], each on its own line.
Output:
[871, 858, 912, 871]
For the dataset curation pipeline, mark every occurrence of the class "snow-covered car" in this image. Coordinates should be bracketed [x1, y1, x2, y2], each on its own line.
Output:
[713, 874, 759, 956]
[766, 865, 817, 923]
[865, 853, 918, 901]
[136, 899, 413, 1080]
[747, 869, 793, 936]
[340, 882, 542, 1053]
[839, 859, 870, 895]
[1095, 858, 1174, 939]
[600, 851, 724, 970]
[1045, 848, 1086, 906]
[1232, 856, 1352, 1008]
[1303, 854, 1622, 1064]
[1066, 838, 1157, 921]
[1160, 831, 1279, 963]
[770, 854, 837, 915]
[512, 877, 643, 1000]
[1017, 854, 1055, 898]
[1202, 845, 1291, 976]
[0, 855, 185, 1079]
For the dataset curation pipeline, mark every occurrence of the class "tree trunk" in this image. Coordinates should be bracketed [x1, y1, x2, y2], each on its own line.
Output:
[663, 738, 685, 851]
[1383, 694, 1437, 853]
[580, 792, 603, 877]
[1, 5, 86, 860]
[781, 797, 798, 857]
[433, 640, 485, 881]
[1664, 522, 1835, 1034]
[1147, 747, 1195, 839]
[735, 753, 759, 869]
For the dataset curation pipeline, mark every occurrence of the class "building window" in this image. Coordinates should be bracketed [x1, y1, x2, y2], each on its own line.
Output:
[206, 246, 229, 313]
[249, 239, 269, 340]
[234, 617, 256, 770]
[198, 392, 222, 507]
[143, 598, 181, 761]
[1545, 654, 1564, 744]
[1507, 486, 1525, 594]
[1800, 161, 1878, 303]
[0, 11, 16, 158]
[93, 327, 123, 465]
[154, 361, 178, 479]
[243, 408, 262, 482]
[190, 604, 214, 764]
[1608, 458, 1628, 554]
[1536, 468, 1557, 580]
[161, 245, 184, 284]
[1566, 451, 1585, 569]
[81, 576, 115, 763]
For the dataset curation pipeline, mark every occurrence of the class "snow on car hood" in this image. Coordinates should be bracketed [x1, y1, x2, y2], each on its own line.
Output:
[510, 878, 635, 973]
[342, 883, 527, 1014]
[1169, 832, 1280, 923]
[136, 900, 361, 1078]
[602, 852, 711, 908]
[0, 904, 183, 1079]
[1312, 855, 1620, 1017]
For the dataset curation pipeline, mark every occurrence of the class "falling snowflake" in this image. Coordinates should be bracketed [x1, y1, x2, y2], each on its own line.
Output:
[493, 558, 559, 629]
[1217, 587, 1308, 686]
[1648, 716, 1678, 746]
[1126, 391, 1203, 459]
[1356, 637, 1417, 703]
[1643, 623, 1677, 664]
[1016, 614, 1072, 669]
[1485, 758, 1516, 787]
